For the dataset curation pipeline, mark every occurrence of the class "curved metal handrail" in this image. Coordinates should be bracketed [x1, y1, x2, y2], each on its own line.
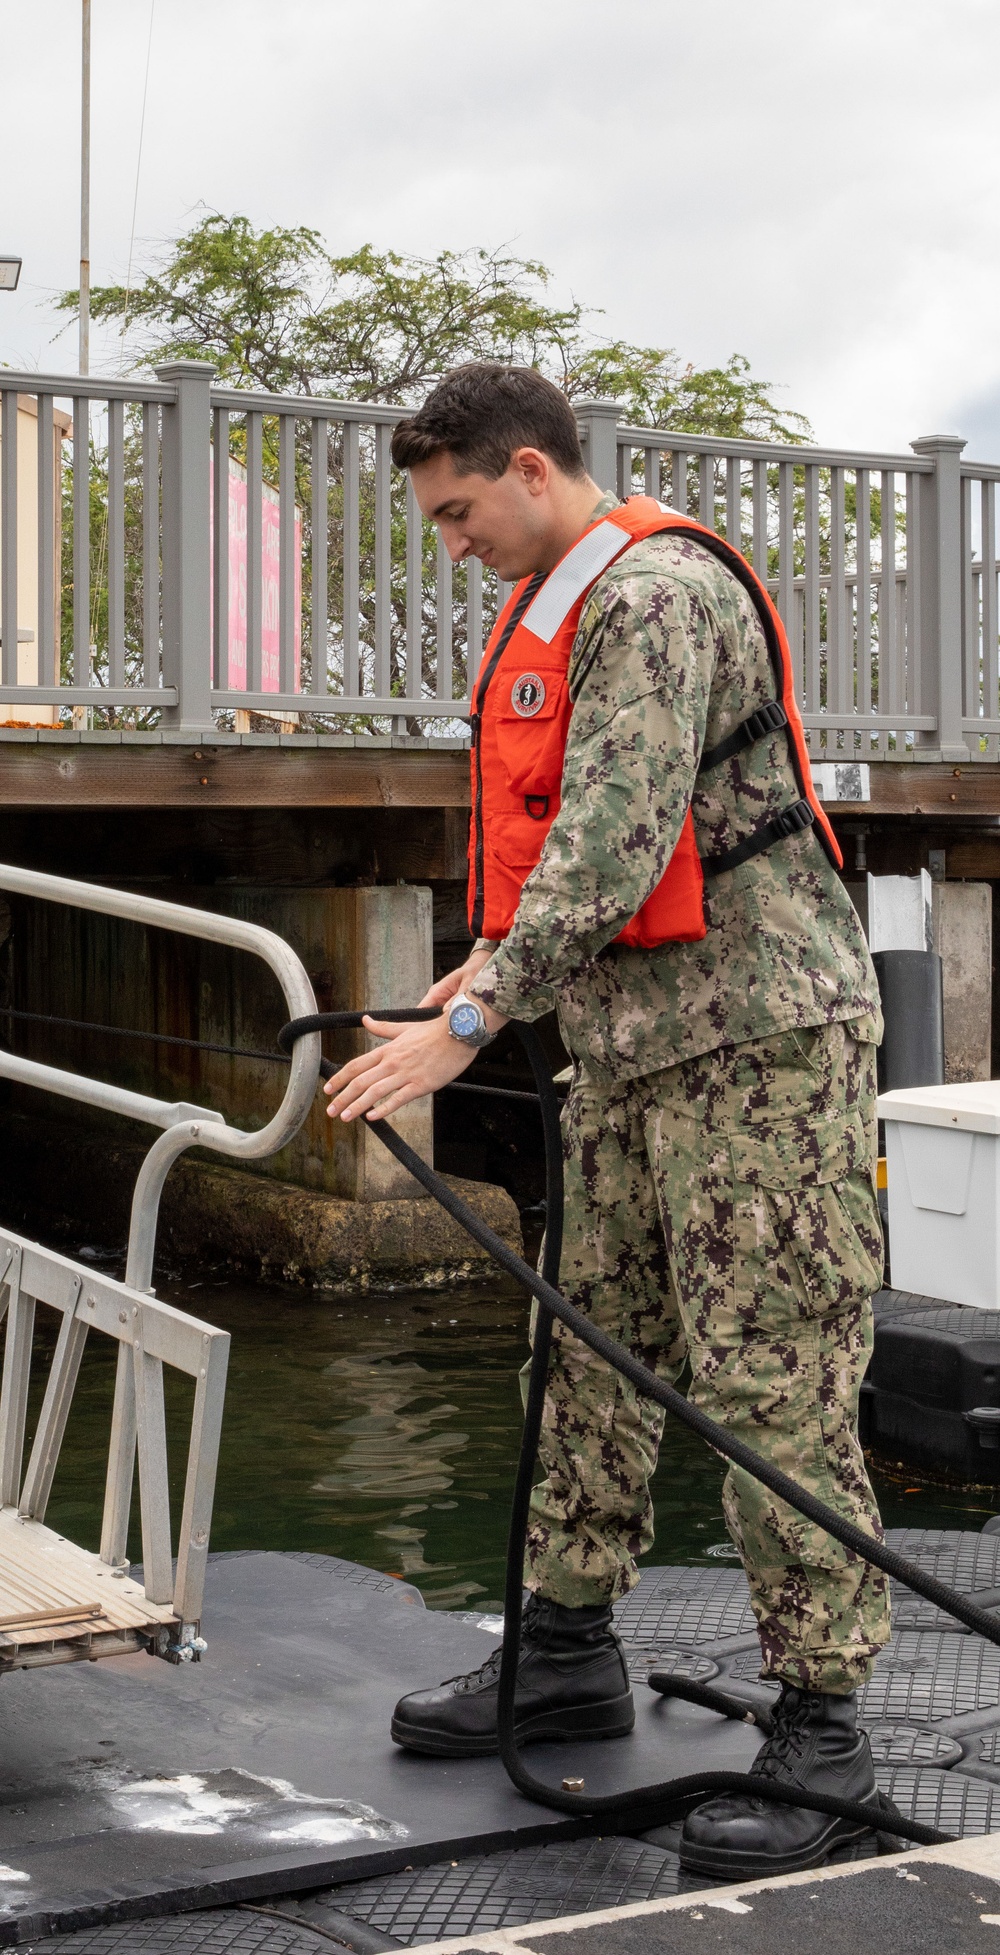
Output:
[0, 863, 321, 1288]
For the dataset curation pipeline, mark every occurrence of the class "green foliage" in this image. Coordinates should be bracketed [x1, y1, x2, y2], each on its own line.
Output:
[58, 212, 808, 441]
[55, 214, 814, 730]
[60, 414, 159, 726]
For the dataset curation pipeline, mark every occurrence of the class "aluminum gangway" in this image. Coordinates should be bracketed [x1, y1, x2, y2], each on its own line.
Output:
[0, 864, 320, 1671]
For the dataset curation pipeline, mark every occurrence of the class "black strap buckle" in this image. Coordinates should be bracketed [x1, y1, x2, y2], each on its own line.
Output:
[742, 700, 788, 743]
[772, 798, 815, 839]
[525, 794, 550, 821]
[697, 700, 789, 774]
[700, 799, 817, 879]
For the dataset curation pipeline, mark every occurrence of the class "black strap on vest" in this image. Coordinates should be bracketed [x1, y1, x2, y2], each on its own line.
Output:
[656, 518, 838, 878]
[701, 798, 815, 879]
[696, 695, 804, 880]
[698, 699, 788, 774]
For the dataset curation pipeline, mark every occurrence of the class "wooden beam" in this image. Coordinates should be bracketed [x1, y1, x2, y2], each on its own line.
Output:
[0, 742, 998, 822]
[0, 745, 471, 809]
[829, 763, 1000, 819]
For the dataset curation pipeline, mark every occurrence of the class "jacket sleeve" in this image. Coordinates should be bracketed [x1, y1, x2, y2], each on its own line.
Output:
[469, 571, 720, 1021]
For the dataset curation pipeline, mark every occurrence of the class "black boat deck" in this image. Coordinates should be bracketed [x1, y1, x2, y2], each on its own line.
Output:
[6, 1533, 1000, 1950]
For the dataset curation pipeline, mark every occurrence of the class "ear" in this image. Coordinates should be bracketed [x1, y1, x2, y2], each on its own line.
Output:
[512, 447, 550, 497]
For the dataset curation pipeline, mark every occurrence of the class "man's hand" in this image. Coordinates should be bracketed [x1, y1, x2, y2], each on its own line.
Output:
[324, 956, 508, 1124]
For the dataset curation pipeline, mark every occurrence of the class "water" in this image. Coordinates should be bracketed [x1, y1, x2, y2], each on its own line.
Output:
[36, 1270, 999, 1611]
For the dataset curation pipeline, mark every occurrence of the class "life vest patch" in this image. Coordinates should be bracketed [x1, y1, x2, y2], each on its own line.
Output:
[510, 673, 546, 718]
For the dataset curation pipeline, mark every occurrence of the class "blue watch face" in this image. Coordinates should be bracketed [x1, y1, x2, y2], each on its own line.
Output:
[450, 1002, 481, 1038]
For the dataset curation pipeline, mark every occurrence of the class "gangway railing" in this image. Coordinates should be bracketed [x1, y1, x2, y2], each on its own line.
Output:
[0, 864, 321, 1669]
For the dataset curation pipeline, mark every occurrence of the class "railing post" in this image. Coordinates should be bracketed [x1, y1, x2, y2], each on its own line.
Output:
[575, 398, 621, 495]
[910, 433, 968, 761]
[156, 359, 215, 733]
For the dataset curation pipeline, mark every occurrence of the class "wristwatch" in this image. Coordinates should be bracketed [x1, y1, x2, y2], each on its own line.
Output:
[447, 992, 496, 1048]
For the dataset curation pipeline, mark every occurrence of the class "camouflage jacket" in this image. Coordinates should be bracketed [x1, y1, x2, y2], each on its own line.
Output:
[469, 493, 881, 1082]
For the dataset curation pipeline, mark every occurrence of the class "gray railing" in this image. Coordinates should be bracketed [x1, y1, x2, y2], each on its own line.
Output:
[1, 362, 998, 758]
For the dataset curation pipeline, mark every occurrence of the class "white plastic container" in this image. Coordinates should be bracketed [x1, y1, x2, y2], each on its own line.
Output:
[879, 1081, 1000, 1310]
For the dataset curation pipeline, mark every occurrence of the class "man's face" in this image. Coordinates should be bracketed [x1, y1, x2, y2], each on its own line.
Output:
[408, 448, 554, 582]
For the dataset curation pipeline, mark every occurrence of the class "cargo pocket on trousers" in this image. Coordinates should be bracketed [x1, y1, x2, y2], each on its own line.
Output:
[729, 1110, 884, 1318]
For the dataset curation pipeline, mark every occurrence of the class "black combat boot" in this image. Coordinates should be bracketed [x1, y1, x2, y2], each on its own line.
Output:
[679, 1683, 880, 1880]
[390, 1594, 635, 1757]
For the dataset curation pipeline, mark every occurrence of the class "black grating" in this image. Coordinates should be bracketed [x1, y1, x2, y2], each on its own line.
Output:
[727, 1649, 779, 1687]
[207, 1549, 423, 1603]
[323, 1836, 680, 1944]
[883, 1529, 1000, 1594]
[865, 1723, 963, 1766]
[614, 1567, 756, 1647]
[626, 1646, 720, 1686]
[887, 1306, 1000, 1338]
[17, 1910, 331, 1953]
[875, 1762, 1000, 1834]
[861, 1632, 1000, 1722]
[873, 1288, 944, 1320]
[727, 1631, 1000, 1722]
[889, 1588, 975, 1633]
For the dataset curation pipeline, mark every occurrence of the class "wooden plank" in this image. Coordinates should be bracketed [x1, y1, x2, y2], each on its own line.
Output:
[939, 836, 1000, 877]
[0, 1603, 102, 1630]
[1, 743, 1000, 821]
[0, 1512, 177, 1653]
[0, 746, 471, 809]
[810, 763, 1000, 819]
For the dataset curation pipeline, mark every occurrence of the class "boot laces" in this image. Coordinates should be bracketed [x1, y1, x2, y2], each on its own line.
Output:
[447, 1619, 550, 1694]
[753, 1693, 817, 1782]
[448, 1647, 504, 1694]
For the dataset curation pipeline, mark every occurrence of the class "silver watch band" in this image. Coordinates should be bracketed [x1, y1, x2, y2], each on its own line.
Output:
[447, 992, 496, 1048]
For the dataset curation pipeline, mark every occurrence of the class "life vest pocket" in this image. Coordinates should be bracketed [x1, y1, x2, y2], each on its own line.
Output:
[494, 664, 571, 798]
[489, 808, 556, 873]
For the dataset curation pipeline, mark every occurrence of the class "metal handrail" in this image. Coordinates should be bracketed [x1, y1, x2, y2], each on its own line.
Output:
[0, 865, 322, 1622]
[0, 860, 321, 1294]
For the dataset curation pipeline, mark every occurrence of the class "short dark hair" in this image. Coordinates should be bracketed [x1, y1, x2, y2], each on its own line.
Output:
[390, 363, 586, 480]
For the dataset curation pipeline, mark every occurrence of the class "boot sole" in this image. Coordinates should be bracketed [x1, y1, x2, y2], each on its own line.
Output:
[679, 1810, 878, 1882]
[390, 1693, 636, 1759]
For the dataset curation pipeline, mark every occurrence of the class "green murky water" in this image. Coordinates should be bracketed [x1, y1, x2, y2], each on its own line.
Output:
[34, 1272, 998, 1611]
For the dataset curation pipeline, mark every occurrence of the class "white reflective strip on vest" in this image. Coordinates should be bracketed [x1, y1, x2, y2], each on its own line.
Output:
[520, 521, 632, 645]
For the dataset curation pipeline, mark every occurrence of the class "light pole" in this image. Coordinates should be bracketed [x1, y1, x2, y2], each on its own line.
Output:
[80, 0, 91, 375]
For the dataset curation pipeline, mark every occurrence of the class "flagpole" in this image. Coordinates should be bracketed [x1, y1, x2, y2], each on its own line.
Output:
[80, 0, 91, 374]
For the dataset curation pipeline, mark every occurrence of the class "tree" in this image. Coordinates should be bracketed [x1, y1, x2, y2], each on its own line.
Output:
[59, 213, 809, 440]
[56, 216, 811, 731]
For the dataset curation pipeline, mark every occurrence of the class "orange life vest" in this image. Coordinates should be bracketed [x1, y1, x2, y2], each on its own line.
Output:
[468, 497, 841, 946]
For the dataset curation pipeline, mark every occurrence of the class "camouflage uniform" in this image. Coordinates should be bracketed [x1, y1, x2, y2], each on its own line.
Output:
[470, 493, 891, 1692]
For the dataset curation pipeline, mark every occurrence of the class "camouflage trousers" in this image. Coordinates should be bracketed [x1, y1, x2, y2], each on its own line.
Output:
[524, 1017, 892, 1693]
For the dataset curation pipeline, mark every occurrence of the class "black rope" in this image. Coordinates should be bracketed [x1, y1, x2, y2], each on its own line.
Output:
[0, 1004, 285, 1066]
[0, 1004, 554, 1105]
[278, 1008, 993, 1848]
[8, 990, 970, 1848]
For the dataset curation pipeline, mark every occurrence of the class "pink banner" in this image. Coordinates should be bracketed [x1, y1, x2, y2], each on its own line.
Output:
[212, 453, 302, 693]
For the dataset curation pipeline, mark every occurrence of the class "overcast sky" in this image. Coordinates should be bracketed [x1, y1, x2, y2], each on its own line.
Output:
[5, 0, 1000, 457]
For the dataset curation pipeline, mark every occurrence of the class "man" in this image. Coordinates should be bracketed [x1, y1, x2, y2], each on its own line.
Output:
[324, 363, 889, 1881]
